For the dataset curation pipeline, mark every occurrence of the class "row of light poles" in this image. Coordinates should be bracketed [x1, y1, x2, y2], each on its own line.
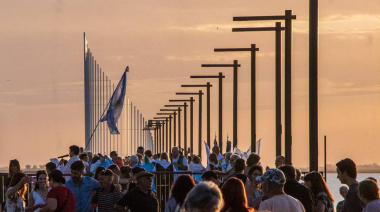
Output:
[144, 10, 296, 159]
[143, 8, 319, 172]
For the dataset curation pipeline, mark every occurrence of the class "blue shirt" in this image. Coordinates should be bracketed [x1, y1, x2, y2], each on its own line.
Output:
[66, 176, 100, 212]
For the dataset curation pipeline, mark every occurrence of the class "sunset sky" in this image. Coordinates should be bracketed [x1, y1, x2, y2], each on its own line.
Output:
[0, 0, 379, 169]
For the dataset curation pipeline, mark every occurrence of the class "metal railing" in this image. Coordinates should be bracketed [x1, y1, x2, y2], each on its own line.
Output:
[0, 171, 204, 212]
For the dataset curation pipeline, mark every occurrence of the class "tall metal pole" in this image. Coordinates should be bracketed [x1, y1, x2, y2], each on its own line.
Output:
[140, 114, 143, 148]
[206, 82, 211, 147]
[190, 75, 224, 153]
[181, 84, 212, 148]
[134, 106, 136, 153]
[201, 62, 240, 149]
[106, 77, 108, 154]
[285, 10, 293, 165]
[173, 112, 177, 147]
[102, 71, 105, 154]
[162, 121, 165, 153]
[84, 33, 91, 150]
[175, 92, 203, 155]
[137, 110, 140, 148]
[310, 0, 319, 172]
[165, 117, 169, 153]
[190, 97, 194, 153]
[250, 46, 256, 152]
[198, 90, 202, 155]
[178, 107, 181, 148]
[184, 102, 188, 155]
[233, 11, 296, 163]
[169, 115, 172, 151]
[94, 57, 97, 153]
[143, 117, 145, 150]
[130, 101, 133, 155]
[233, 60, 238, 149]
[275, 22, 282, 156]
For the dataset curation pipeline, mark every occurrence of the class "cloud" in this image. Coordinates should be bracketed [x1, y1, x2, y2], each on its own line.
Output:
[320, 79, 380, 97]
[166, 52, 273, 62]
[293, 14, 380, 35]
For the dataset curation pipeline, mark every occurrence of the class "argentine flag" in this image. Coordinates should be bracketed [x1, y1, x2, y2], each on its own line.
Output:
[100, 66, 129, 134]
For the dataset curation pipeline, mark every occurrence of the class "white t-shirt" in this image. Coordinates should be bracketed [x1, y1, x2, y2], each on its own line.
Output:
[259, 194, 305, 212]
[172, 155, 188, 166]
[189, 161, 204, 172]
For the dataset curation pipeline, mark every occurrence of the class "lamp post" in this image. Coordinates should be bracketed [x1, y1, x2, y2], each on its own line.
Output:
[148, 121, 163, 154]
[181, 83, 212, 148]
[153, 119, 167, 153]
[214, 46, 259, 153]
[201, 61, 241, 149]
[190, 74, 225, 153]
[309, 0, 319, 172]
[169, 98, 195, 154]
[233, 10, 296, 165]
[176, 91, 204, 155]
[154, 117, 170, 153]
[231, 23, 284, 157]
[157, 113, 175, 152]
[160, 108, 182, 150]
[164, 104, 188, 152]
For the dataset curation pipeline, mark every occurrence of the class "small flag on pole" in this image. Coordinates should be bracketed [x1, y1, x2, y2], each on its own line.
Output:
[226, 135, 231, 152]
[213, 136, 218, 147]
[100, 66, 129, 134]
[257, 139, 261, 156]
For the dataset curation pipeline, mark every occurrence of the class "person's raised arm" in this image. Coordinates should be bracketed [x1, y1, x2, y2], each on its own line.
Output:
[6, 176, 29, 199]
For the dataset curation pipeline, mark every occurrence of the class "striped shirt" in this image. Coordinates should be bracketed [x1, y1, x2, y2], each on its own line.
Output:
[93, 184, 123, 212]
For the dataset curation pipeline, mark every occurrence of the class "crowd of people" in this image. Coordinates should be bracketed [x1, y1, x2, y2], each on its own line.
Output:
[2, 145, 380, 212]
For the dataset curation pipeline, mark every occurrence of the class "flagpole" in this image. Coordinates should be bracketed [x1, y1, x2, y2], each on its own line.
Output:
[85, 69, 128, 149]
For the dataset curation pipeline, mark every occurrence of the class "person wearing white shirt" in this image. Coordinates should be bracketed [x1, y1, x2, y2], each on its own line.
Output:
[170, 147, 188, 170]
[212, 146, 226, 167]
[57, 145, 80, 179]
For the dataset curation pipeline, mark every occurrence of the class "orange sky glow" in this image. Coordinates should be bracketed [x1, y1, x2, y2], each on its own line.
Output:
[0, 0, 379, 169]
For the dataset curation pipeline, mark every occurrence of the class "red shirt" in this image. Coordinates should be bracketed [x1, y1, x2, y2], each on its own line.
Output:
[46, 186, 75, 212]
[113, 159, 123, 168]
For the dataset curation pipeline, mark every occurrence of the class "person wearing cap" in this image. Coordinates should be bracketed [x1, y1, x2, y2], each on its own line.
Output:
[257, 168, 305, 212]
[93, 169, 123, 212]
[115, 171, 158, 212]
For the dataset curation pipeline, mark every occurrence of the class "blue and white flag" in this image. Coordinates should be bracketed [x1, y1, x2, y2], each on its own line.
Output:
[100, 66, 129, 134]
[213, 137, 218, 147]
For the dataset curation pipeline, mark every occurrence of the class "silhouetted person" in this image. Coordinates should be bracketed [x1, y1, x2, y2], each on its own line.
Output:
[336, 158, 364, 212]
[279, 165, 314, 212]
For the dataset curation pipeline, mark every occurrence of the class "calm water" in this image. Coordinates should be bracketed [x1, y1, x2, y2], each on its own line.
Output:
[326, 173, 378, 205]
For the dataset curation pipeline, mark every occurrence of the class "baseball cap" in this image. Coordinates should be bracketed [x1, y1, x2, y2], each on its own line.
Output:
[135, 171, 154, 180]
[256, 168, 285, 185]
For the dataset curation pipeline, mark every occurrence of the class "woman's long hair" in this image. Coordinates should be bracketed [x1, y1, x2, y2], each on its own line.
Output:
[34, 170, 47, 191]
[9, 172, 27, 200]
[8, 159, 21, 178]
[171, 175, 195, 207]
[304, 172, 334, 203]
[221, 177, 252, 212]
[160, 152, 171, 162]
